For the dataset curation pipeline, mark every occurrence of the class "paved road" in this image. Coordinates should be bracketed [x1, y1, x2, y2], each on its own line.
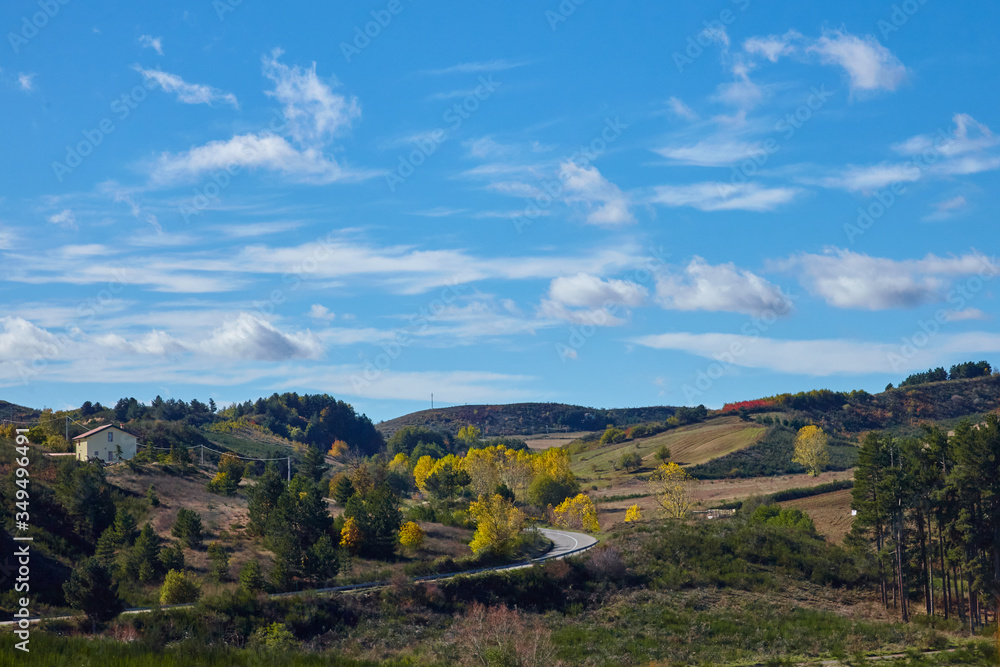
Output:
[2, 528, 597, 626]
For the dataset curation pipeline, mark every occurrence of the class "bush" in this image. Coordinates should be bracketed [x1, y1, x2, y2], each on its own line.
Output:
[159, 569, 201, 605]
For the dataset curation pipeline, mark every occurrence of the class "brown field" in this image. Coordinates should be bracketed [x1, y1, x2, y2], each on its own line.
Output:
[595, 469, 855, 529]
[780, 488, 855, 543]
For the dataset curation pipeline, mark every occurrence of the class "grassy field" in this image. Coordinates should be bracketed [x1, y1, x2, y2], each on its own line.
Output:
[520, 431, 594, 450]
[570, 416, 765, 489]
[780, 488, 855, 543]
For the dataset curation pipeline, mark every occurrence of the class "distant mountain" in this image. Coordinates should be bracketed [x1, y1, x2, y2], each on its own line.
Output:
[0, 399, 40, 423]
[375, 402, 679, 438]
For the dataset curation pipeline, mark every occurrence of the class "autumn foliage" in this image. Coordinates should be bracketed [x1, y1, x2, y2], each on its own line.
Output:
[553, 493, 600, 533]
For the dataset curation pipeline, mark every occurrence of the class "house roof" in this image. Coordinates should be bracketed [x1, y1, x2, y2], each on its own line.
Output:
[72, 424, 136, 441]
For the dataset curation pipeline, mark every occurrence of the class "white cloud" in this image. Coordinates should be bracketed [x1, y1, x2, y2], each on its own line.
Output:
[713, 76, 764, 111]
[924, 195, 968, 221]
[817, 162, 923, 192]
[149, 133, 355, 185]
[667, 96, 699, 121]
[655, 140, 767, 167]
[656, 257, 793, 316]
[558, 162, 634, 225]
[94, 330, 188, 357]
[944, 308, 988, 322]
[261, 49, 360, 146]
[0, 317, 62, 361]
[894, 114, 999, 158]
[743, 32, 801, 62]
[781, 248, 998, 310]
[134, 66, 238, 108]
[309, 304, 336, 321]
[807, 30, 906, 92]
[200, 313, 323, 361]
[651, 182, 799, 212]
[17, 73, 35, 91]
[548, 273, 647, 309]
[47, 209, 77, 228]
[138, 35, 163, 55]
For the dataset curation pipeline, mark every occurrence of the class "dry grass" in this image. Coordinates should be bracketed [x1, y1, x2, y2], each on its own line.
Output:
[595, 469, 855, 529]
[780, 488, 855, 543]
[520, 431, 594, 450]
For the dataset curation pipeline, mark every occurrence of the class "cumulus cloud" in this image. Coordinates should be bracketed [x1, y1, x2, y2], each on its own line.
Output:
[0, 317, 62, 361]
[539, 273, 647, 327]
[200, 313, 323, 361]
[656, 257, 793, 317]
[558, 162, 634, 225]
[309, 304, 336, 321]
[134, 66, 238, 108]
[651, 182, 799, 212]
[780, 248, 998, 310]
[94, 330, 188, 357]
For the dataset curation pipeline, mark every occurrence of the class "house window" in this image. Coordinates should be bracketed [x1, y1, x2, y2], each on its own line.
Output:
[108, 431, 114, 442]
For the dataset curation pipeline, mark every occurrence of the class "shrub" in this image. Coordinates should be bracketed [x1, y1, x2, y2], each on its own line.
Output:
[159, 569, 201, 605]
[171, 509, 204, 549]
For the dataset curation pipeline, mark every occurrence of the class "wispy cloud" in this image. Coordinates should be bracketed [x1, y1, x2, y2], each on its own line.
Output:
[651, 182, 799, 212]
[47, 209, 77, 229]
[134, 66, 239, 108]
[420, 59, 528, 76]
[138, 35, 164, 55]
[17, 73, 35, 91]
[559, 162, 634, 225]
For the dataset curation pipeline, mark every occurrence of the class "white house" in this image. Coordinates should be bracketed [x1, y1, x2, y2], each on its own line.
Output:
[74, 424, 139, 462]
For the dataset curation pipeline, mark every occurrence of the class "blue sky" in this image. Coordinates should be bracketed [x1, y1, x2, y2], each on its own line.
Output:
[2, 1, 999, 423]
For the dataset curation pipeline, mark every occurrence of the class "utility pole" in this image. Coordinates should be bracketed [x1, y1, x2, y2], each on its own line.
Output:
[65, 416, 69, 443]
[431, 393, 433, 410]
[287, 456, 291, 481]
[200, 444, 204, 466]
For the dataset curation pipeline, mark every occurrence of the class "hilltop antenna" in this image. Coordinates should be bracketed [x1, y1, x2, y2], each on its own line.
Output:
[431, 393, 433, 410]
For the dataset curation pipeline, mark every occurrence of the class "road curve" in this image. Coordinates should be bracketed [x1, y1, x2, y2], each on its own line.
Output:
[2, 528, 597, 626]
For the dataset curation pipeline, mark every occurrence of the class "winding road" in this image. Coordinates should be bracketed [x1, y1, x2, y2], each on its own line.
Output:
[3, 528, 597, 626]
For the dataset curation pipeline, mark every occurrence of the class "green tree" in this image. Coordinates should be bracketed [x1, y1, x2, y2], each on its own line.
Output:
[619, 451, 643, 472]
[239, 559, 266, 594]
[424, 461, 471, 500]
[146, 484, 160, 507]
[344, 486, 402, 560]
[301, 445, 329, 482]
[124, 524, 163, 584]
[304, 534, 339, 587]
[655, 446, 672, 464]
[207, 542, 230, 582]
[246, 465, 285, 537]
[527, 474, 579, 509]
[63, 557, 124, 624]
[159, 543, 185, 572]
[330, 474, 355, 505]
[113, 509, 138, 546]
[159, 569, 201, 605]
[172, 509, 204, 549]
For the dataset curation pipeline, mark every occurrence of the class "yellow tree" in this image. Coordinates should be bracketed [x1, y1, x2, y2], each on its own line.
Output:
[468, 494, 526, 557]
[464, 447, 502, 496]
[398, 521, 425, 551]
[457, 424, 482, 446]
[624, 504, 642, 522]
[388, 452, 410, 473]
[648, 463, 695, 519]
[533, 448, 573, 483]
[413, 455, 436, 492]
[340, 517, 363, 554]
[500, 449, 535, 500]
[792, 425, 829, 477]
[553, 494, 600, 533]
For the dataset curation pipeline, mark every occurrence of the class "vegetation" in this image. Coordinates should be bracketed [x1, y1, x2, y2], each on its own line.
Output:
[648, 462, 695, 518]
[793, 424, 830, 476]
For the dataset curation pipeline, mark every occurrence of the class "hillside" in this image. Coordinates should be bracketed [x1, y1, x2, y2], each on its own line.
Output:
[375, 402, 678, 438]
[0, 399, 40, 422]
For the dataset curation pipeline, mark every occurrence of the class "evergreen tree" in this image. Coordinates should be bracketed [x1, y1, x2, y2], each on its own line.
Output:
[63, 557, 124, 624]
